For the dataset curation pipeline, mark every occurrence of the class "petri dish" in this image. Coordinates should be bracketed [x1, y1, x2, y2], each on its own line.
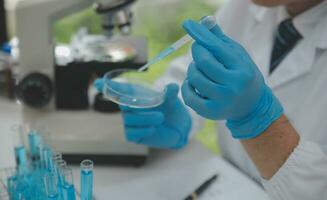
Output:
[103, 69, 166, 108]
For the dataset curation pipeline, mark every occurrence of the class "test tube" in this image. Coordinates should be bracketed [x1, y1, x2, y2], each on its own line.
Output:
[15, 147, 29, 175]
[53, 158, 66, 200]
[6, 168, 17, 200]
[38, 144, 46, 168]
[11, 125, 29, 174]
[55, 160, 66, 172]
[28, 131, 42, 161]
[61, 167, 76, 200]
[52, 153, 63, 173]
[80, 160, 94, 200]
[55, 159, 66, 179]
[42, 146, 54, 171]
[14, 176, 32, 200]
[44, 173, 59, 200]
[34, 147, 57, 200]
[35, 126, 50, 167]
[52, 153, 62, 163]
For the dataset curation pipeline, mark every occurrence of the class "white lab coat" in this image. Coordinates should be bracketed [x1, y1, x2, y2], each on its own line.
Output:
[156, 0, 327, 199]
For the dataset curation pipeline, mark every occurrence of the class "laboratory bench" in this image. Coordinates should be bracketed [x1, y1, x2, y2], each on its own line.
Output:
[0, 100, 270, 200]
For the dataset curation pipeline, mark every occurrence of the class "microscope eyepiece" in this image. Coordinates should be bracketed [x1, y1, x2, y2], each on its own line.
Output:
[95, 0, 136, 14]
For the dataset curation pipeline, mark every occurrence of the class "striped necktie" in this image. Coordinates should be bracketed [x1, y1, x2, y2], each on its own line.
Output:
[270, 19, 303, 74]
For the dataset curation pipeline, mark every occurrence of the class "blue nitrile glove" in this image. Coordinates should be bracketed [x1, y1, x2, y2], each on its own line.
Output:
[94, 79, 192, 149]
[181, 20, 284, 139]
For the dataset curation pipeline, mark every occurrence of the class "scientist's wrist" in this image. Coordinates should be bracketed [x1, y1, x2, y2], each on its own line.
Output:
[226, 87, 284, 139]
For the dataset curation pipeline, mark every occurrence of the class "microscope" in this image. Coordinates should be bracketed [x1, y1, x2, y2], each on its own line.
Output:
[14, 0, 149, 166]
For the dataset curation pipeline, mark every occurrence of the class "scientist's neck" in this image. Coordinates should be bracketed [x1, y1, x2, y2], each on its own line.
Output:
[286, 0, 323, 17]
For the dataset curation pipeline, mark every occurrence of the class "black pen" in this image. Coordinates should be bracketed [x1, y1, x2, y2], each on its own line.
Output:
[184, 174, 219, 200]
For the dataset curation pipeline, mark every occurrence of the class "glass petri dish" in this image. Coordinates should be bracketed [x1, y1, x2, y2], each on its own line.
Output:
[103, 69, 166, 108]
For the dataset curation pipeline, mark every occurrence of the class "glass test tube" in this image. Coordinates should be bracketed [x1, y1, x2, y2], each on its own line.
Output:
[7, 178, 16, 200]
[44, 173, 59, 200]
[52, 153, 63, 173]
[28, 131, 42, 160]
[42, 146, 53, 171]
[80, 160, 94, 200]
[35, 127, 50, 168]
[15, 147, 28, 175]
[61, 167, 76, 200]
[11, 125, 28, 175]
[53, 158, 65, 200]
[38, 144, 47, 168]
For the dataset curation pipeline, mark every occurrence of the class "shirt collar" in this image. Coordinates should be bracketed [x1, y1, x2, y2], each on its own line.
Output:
[250, 1, 327, 49]
[249, 3, 269, 22]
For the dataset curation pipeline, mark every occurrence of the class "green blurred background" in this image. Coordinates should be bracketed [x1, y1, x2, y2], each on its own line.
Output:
[54, 0, 224, 154]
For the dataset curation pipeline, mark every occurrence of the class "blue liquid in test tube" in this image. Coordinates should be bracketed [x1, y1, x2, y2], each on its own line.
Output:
[28, 131, 42, 160]
[80, 160, 94, 200]
[62, 184, 76, 200]
[7, 175, 17, 200]
[15, 146, 29, 174]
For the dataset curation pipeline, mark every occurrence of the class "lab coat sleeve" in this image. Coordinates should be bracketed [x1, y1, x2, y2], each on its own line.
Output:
[261, 138, 327, 200]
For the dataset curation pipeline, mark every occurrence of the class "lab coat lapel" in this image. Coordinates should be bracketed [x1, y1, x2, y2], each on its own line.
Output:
[266, 2, 327, 89]
[245, 6, 276, 79]
[266, 40, 316, 89]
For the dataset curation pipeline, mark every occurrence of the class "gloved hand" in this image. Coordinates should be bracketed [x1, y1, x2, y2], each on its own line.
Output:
[94, 79, 192, 149]
[181, 20, 284, 139]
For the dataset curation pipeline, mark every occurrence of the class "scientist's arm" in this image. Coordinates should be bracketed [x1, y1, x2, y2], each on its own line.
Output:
[181, 20, 288, 178]
[241, 115, 299, 179]
[182, 20, 327, 200]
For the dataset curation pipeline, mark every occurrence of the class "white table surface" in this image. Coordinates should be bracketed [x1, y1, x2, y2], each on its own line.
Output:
[0, 100, 21, 168]
[0, 100, 270, 200]
[70, 141, 270, 200]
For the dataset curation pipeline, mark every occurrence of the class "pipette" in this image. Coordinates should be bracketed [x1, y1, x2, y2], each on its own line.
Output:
[138, 15, 217, 72]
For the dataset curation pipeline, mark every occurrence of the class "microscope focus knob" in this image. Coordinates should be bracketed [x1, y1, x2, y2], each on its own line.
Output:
[16, 73, 53, 108]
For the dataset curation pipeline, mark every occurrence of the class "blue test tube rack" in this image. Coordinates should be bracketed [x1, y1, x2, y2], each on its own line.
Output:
[0, 126, 94, 200]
